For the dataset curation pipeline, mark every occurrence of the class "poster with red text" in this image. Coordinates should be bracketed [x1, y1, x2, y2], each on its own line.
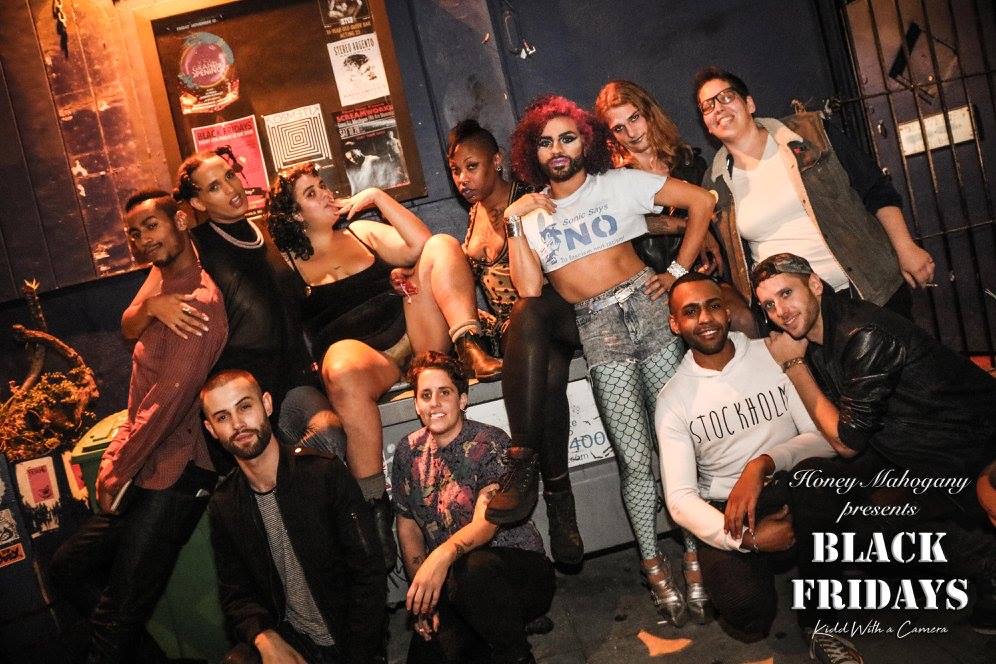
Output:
[192, 115, 269, 214]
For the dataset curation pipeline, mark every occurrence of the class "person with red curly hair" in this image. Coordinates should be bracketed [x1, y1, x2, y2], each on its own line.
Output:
[490, 94, 714, 625]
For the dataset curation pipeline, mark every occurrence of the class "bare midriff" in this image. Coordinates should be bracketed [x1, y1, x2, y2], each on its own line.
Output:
[547, 242, 648, 303]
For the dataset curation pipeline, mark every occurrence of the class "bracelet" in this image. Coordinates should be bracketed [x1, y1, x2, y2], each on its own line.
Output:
[781, 356, 806, 373]
[745, 528, 759, 553]
[504, 214, 523, 238]
[666, 260, 688, 279]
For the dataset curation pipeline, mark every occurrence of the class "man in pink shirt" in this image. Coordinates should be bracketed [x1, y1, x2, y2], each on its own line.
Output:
[51, 190, 228, 663]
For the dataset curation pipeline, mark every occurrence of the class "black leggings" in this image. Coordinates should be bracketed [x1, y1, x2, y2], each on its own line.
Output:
[406, 547, 555, 664]
[501, 284, 581, 489]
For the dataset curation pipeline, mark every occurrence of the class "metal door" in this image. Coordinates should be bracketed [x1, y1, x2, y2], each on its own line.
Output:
[835, 0, 996, 362]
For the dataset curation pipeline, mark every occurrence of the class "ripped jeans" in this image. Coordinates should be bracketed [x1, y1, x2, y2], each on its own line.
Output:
[574, 268, 684, 559]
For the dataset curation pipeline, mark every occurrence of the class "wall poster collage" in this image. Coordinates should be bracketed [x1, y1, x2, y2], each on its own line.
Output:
[146, 0, 423, 223]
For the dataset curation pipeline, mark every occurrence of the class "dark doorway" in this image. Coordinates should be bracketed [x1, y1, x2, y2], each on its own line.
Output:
[834, 0, 996, 362]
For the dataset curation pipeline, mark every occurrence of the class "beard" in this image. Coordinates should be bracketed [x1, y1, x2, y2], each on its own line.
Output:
[151, 248, 180, 268]
[221, 418, 272, 460]
[687, 322, 730, 355]
[541, 154, 584, 182]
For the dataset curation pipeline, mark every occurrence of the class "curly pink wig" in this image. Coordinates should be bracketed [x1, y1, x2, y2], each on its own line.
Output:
[510, 94, 612, 188]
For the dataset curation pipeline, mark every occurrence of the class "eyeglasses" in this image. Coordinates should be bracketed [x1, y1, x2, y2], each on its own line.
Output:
[699, 87, 739, 115]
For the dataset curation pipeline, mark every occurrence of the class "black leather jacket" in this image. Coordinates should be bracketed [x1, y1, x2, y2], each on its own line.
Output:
[207, 445, 386, 662]
[805, 288, 995, 481]
[632, 148, 709, 273]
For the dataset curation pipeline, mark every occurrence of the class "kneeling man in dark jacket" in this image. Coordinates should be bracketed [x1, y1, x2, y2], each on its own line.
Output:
[753, 252, 995, 634]
[202, 369, 387, 664]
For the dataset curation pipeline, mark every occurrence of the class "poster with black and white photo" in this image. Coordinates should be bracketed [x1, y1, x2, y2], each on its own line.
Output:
[318, 0, 372, 39]
[328, 33, 389, 107]
[335, 102, 409, 194]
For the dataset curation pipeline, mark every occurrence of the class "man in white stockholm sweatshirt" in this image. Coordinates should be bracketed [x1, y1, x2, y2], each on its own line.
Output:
[655, 272, 837, 644]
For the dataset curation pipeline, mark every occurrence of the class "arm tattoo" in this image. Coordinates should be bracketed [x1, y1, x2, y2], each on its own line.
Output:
[452, 541, 467, 558]
[403, 553, 425, 579]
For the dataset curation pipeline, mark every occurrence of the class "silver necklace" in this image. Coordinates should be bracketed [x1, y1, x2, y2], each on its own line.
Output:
[209, 220, 264, 249]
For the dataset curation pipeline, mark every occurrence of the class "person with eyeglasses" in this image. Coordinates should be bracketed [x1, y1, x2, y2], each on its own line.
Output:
[594, 79, 758, 342]
[693, 66, 934, 323]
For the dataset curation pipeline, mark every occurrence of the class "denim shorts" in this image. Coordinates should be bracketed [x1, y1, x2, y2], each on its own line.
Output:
[573, 268, 679, 368]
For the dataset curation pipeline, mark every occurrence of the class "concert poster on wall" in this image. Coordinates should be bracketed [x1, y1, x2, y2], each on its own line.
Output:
[319, 0, 373, 39]
[191, 116, 269, 214]
[328, 33, 390, 107]
[335, 102, 409, 194]
[140, 0, 424, 213]
[175, 31, 240, 115]
[263, 104, 340, 196]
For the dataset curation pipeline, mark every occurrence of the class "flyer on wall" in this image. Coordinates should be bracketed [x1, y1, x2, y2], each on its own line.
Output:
[319, 0, 373, 39]
[262, 103, 340, 195]
[191, 115, 269, 214]
[335, 102, 409, 194]
[328, 33, 390, 107]
[262, 104, 335, 172]
[175, 31, 240, 115]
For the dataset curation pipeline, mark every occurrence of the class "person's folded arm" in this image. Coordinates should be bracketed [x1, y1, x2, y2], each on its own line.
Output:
[652, 178, 715, 275]
[824, 119, 902, 214]
[345, 188, 431, 266]
[120, 268, 163, 341]
[764, 431, 837, 473]
[397, 515, 428, 581]
[406, 483, 500, 616]
[824, 120, 934, 287]
[98, 292, 227, 506]
[506, 193, 556, 297]
[766, 333, 857, 459]
[834, 326, 906, 453]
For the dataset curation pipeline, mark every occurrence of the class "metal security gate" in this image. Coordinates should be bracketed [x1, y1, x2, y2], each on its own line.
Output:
[827, 0, 996, 363]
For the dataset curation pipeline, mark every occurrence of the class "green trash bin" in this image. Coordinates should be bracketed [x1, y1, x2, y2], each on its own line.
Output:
[72, 411, 229, 662]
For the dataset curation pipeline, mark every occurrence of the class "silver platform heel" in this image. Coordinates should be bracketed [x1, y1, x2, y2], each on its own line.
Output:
[641, 553, 688, 627]
[682, 533, 712, 624]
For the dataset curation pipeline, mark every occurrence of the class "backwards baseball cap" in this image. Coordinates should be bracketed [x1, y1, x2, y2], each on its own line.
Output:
[750, 252, 814, 288]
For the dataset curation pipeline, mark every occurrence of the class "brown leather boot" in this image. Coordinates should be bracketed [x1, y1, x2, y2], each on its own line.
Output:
[454, 331, 503, 382]
[486, 446, 539, 524]
[544, 488, 584, 565]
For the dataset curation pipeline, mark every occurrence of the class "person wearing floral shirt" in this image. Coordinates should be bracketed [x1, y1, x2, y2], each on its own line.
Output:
[392, 351, 554, 664]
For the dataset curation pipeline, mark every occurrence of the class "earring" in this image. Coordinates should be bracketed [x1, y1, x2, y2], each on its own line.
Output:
[495, 164, 502, 173]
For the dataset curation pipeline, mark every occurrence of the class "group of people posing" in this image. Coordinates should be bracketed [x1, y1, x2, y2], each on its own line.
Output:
[49, 67, 994, 664]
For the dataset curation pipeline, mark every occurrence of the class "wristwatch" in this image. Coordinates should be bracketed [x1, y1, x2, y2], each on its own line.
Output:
[504, 214, 524, 238]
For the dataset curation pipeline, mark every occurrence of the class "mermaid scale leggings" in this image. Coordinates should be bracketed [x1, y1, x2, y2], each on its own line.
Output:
[588, 342, 682, 560]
